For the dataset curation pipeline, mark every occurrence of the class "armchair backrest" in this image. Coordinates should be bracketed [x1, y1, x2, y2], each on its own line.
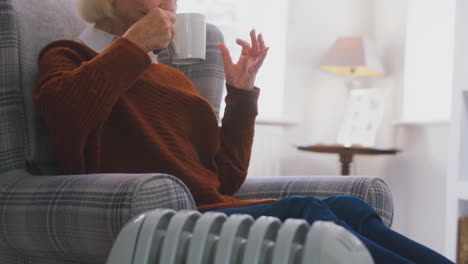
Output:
[158, 25, 225, 119]
[0, 0, 225, 176]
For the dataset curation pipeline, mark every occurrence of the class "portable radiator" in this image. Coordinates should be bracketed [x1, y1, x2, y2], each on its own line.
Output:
[106, 209, 373, 264]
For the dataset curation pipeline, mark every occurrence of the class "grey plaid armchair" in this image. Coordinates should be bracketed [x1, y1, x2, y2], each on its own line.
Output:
[0, 0, 394, 263]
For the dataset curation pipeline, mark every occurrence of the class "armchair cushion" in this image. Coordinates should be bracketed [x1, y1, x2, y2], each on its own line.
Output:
[158, 23, 225, 121]
[234, 176, 394, 227]
[4, 0, 86, 174]
[0, 170, 195, 263]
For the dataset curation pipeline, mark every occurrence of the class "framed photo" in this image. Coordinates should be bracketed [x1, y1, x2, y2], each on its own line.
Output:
[336, 87, 388, 147]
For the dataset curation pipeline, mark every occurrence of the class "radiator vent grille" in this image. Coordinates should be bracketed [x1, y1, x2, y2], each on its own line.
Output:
[106, 209, 374, 264]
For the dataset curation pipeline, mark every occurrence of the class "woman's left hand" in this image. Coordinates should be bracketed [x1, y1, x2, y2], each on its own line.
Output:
[218, 29, 269, 91]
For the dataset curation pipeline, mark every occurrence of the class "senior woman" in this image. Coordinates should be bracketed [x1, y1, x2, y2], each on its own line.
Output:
[33, 0, 453, 263]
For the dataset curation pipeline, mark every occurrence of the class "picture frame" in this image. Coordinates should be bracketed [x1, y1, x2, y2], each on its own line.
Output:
[336, 87, 389, 147]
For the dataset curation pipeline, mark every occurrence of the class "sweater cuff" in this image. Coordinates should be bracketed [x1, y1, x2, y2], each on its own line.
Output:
[225, 84, 260, 105]
[224, 84, 260, 118]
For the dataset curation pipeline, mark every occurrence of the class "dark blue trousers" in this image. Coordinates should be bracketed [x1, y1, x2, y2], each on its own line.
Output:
[210, 195, 453, 264]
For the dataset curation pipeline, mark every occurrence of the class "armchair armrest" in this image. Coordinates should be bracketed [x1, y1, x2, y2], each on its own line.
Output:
[0, 170, 196, 263]
[234, 176, 394, 227]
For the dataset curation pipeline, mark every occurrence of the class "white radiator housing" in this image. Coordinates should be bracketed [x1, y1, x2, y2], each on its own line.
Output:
[106, 209, 374, 264]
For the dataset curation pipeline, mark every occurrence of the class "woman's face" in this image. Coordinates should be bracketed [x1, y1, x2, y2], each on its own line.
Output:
[112, 0, 177, 25]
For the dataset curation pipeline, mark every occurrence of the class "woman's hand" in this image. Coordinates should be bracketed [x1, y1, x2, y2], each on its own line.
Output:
[219, 29, 269, 91]
[123, 8, 176, 53]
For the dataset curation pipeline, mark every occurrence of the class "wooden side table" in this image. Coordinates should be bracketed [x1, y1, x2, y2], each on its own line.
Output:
[296, 144, 401, 176]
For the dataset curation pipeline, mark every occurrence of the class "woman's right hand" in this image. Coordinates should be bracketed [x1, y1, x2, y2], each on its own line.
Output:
[123, 8, 176, 53]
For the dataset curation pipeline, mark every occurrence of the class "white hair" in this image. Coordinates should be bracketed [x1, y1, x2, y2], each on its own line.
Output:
[76, 0, 114, 23]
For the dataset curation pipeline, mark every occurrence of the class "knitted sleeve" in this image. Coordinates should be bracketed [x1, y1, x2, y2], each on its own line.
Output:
[215, 84, 260, 195]
[33, 37, 151, 173]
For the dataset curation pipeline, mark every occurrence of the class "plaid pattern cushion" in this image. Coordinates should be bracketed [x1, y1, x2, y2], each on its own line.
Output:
[158, 23, 225, 121]
[0, 170, 196, 263]
[0, 0, 27, 174]
[1, 255, 80, 264]
[8, 0, 87, 174]
[234, 176, 394, 227]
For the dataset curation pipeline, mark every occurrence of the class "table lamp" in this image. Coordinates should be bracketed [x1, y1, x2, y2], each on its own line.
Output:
[319, 36, 386, 147]
[319, 36, 384, 91]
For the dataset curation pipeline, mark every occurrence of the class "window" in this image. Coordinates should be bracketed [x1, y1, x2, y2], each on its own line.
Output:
[177, 0, 288, 119]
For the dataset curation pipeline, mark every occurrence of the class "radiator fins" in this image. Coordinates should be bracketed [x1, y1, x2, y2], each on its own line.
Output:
[106, 209, 374, 264]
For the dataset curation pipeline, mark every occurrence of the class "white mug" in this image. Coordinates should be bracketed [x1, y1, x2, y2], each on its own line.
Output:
[168, 13, 206, 65]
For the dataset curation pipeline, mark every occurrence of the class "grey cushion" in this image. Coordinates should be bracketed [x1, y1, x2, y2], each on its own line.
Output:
[234, 176, 394, 227]
[0, 0, 27, 174]
[11, 0, 87, 175]
[158, 23, 225, 120]
[0, 170, 196, 263]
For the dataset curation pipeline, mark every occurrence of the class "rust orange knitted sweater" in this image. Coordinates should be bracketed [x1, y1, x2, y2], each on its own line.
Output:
[33, 37, 277, 212]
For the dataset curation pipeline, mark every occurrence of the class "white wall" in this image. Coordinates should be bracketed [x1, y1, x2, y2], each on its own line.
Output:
[385, 123, 449, 254]
[261, 0, 452, 258]
[280, 0, 373, 176]
[368, 1, 449, 256]
[279, 0, 404, 176]
[402, 0, 455, 123]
